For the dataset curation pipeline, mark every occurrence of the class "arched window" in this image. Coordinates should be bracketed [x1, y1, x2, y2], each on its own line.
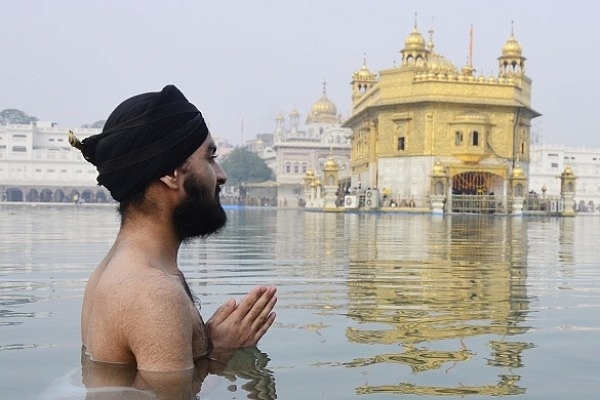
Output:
[397, 136, 405, 151]
[455, 131, 463, 146]
[515, 183, 523, 197]
[470, 131, 479, 146]
[435, 181, 444, 195]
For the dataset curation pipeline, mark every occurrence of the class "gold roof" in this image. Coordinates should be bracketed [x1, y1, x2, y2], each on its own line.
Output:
[512, 164, 524, 178]
[353, 55, 377, 80]
[404, 27, 426, 50]
[324, 156, 338, 170]
[433, 160, 445, 175]
[311, 94, 337, 116]
[502, 34, 523, 57]
[307, 82, 338, 124]
[427, 53, 458, 74]
[563, 166, 575, 176]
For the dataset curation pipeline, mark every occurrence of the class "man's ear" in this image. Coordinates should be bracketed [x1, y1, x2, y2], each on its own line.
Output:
[159, 169, 181, 189]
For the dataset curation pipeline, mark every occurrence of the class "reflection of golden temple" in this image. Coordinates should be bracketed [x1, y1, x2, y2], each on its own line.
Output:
[356, 380, 525, 396]
[343, 344, 473, 374]
[344, 213, 530, 395]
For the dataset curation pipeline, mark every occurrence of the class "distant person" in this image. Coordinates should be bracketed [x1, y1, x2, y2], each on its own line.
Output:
[69, 85, 277, 373]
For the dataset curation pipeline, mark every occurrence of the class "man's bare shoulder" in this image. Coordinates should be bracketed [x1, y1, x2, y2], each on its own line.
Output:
[114, 265, 197, 370]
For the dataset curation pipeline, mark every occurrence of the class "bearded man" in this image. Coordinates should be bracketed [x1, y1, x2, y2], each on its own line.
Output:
[70, 85, 277, 373]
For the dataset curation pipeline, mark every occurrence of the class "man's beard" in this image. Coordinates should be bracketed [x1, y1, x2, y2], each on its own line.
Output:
[172, 173, 227, 242]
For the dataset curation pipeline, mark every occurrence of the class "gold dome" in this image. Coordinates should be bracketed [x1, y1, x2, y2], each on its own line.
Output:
[306, 169, 315, 177]
[324, 156, 338, 170]
[404, 27, 426, 50]
[433, 160, 445, 175]
[275, 113, 285, 121]
[512, 164, 524, 178]
[427, 53, 458, 74]
[311, 94, 337, 116]
[563, 166, 574, 176]
[290, 108, 299, 117]
[502, 34, 523, 57]
[307, 82, 339, 124]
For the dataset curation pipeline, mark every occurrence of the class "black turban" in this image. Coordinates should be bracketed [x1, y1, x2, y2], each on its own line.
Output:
[70, 85, 209, 202]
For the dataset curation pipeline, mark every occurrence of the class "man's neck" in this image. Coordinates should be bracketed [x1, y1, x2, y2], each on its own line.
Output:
[117, 212, 181, 272]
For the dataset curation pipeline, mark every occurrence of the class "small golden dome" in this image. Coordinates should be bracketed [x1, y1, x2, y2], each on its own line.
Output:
[306, 169, 315, 177]
[404, 27, 426, 50]
[290, 108, 299, 117]
[324, 157, 338, 170]
[502, 34, 523, 57]
[275, 113, 285, 121]
[433, 160, 445, 175]
[512, 164, 524, 178]
[353, 55, 377, 82]
[563, 166, 574, 176]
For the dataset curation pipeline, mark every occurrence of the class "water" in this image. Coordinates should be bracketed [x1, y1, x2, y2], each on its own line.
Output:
[1, 205, 599, 399]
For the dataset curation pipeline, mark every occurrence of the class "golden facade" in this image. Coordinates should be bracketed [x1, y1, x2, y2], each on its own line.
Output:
[344, 23, 540, 210]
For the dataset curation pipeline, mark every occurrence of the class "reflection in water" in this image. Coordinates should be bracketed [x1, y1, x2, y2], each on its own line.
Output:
[356, 379, 525, 396]
[3, 206, 599, 399]
[343, 214, 531, 396]
[81, 346, 276, 399]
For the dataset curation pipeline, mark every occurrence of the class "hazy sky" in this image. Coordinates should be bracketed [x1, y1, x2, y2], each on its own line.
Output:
[2, 1, 598, 147]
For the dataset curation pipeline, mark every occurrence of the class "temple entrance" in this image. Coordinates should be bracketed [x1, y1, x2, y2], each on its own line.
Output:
[451, 171, 503, 214]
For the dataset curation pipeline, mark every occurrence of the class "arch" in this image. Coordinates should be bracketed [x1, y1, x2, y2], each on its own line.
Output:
[96, 191, 108, 203]
[26, 188, 39, 202]
[515, 183, 523, 197]
[452, 171, 503, 195]
[435, 180, 444, 195]
[54, 189, 65, 203]
[6, 188, 23, 202]
[40, 189, 53, 202]
[81, 190, 94, 203]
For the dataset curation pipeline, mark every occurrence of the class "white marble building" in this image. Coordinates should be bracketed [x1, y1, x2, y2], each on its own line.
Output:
[529, 143, 600, 213]
[0, 122, 108, 202]
[269, 84, 352, 207]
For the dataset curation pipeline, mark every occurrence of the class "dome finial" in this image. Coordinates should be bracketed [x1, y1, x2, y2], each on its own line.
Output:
[322, 79, 327, 95]
[363, 52, 368, 68]
[511, 20, 515, 36]
[414, 12, 418, 29]
[427, 27, 435, 53]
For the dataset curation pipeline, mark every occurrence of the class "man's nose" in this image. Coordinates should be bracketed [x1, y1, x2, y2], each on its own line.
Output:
[215, 162, 227, 185]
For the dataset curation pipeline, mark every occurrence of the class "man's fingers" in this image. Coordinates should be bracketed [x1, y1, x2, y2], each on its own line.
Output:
[209, 298, 237, 325]
[241, 286, 277, 323]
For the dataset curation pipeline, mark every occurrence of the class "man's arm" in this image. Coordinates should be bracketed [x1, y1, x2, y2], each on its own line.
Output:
[125, 279, 195, 372]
